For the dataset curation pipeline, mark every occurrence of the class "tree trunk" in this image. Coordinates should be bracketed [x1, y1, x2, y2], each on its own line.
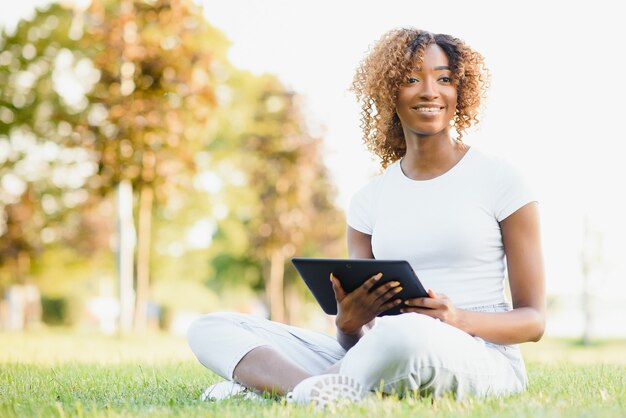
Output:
[580, 216, 603, 346]
[15, 250, 30, 284]
[285, 284, 302, 326]
[134, 183, 154, 332]
[581, 266, 591, 346]
[117, 180, 135, 334]
[268, 249, 286, 323]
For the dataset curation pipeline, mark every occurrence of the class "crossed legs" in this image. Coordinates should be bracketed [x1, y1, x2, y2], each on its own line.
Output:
[187, 311, 525, 399]
[187, 312, 345, 395]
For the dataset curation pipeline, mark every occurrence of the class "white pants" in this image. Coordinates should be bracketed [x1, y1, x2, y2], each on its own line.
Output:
[187, 305, 527, 398]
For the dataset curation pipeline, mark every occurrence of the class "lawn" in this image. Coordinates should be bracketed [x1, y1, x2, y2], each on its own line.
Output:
[1, 330, 625, 417]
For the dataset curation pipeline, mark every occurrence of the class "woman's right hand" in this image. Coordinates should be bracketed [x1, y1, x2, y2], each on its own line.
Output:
[330, 272, 403, 335]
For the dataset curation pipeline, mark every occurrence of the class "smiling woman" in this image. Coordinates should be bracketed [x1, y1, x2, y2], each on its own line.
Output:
[187, 27, 546, 407]
[352, 29, 488, 169]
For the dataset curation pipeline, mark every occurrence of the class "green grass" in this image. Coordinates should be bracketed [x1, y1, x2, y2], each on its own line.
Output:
[1, 331, 625, 417]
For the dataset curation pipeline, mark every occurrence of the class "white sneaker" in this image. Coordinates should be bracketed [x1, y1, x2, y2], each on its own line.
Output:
[200, 381, 264, 402]
[287, 374, 364, 408]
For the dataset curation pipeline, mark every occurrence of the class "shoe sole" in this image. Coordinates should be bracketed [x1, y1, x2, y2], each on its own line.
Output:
[307, 375, 363, 408]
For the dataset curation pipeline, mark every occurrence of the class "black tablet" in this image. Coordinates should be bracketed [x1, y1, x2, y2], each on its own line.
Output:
[291, 258, 428, 316]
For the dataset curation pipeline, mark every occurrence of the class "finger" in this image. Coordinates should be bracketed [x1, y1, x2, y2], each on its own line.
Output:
[399, 307, 439, 319]
[404, 297, 442, 309]
[378, 298, 403, 313]
[372, 282, 402, 302]
[361, 272, 383, 292]
[427, 288, 438, 298]
[330, 273, 347, 301]
[403, 297, 424, 307]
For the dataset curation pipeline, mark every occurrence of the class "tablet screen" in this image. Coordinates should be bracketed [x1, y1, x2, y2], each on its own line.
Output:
[291, 258, 428, 316]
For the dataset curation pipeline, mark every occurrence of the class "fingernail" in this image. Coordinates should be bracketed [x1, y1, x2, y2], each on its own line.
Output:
[376, 272, 383, 279]
[397, 287, 403, 291]
[393, 281, 400, 286]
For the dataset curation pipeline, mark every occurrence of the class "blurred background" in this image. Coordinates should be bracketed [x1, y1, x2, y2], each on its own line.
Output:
[1, 0, 624, 343]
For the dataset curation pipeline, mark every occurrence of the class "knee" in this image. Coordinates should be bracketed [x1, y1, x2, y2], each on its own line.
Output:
[341, 314, 442, 390]
[186, 312, 233, 355]
[367, 314, 439, 360]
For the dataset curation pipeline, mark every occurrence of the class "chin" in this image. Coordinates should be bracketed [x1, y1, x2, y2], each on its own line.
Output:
[413, 127, 449, 137]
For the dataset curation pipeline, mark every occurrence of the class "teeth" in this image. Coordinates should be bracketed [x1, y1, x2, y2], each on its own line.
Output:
[415, 107, 441, 112]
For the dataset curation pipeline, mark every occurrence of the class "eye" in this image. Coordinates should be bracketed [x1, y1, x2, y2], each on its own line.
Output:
[406, 76, 419, 84]
[439, 76, 452, 84]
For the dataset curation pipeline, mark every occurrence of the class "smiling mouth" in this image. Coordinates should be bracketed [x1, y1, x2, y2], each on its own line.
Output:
[412, 106, 445, 113]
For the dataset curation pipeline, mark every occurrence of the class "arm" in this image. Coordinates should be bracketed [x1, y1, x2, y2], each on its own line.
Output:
[334, 226, 398, 350]
[464, 201, 546, 343]
[403, 202, 546, 344]
[347, 225, 374, 259]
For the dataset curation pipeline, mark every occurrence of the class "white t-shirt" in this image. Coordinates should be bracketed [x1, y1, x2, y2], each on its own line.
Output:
[347, 147, 535, 309]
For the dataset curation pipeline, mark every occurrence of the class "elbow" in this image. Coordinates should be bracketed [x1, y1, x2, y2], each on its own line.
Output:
[530, 326, 544, 342]
[529, 311, 546, 342]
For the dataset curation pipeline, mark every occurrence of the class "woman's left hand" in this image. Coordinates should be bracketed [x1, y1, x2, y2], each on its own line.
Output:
[401, 289, 460, 327]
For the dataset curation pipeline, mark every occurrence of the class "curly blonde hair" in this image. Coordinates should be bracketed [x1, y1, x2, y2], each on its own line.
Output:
[352, 28, 490, 168]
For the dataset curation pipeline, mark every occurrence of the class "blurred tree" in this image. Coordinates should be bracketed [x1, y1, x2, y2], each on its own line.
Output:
[208, 71, 346, 323]
[1, 0, 346, 329]
[0, 5, 101, 291]
[79, 0, 222, 331]
[1, 0, 225, 330]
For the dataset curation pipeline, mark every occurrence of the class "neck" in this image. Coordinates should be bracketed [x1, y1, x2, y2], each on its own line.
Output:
[400, 132, 468, 180]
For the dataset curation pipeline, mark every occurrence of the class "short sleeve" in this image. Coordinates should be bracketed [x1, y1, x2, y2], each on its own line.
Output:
[494, 161, 537, 222]
[346, 179, 379, 235]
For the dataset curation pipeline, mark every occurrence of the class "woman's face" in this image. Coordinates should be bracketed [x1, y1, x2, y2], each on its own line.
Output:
[395, 43, 458, 139]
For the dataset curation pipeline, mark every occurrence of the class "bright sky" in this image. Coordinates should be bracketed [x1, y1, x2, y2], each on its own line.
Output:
[4, 0, 626, 335]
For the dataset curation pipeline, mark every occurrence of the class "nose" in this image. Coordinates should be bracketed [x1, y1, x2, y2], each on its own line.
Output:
[419, 77, 438, 100]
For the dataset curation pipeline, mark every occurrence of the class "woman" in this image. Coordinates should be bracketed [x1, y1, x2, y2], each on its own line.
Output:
[187, 28, 545, 406]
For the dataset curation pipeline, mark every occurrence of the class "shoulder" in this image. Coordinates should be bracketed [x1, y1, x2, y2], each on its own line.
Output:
[346, 161, 400, 234]
[350, 161, 399, 202]
[464, 147, 529, 187]
[467, 147, 515, 174]
[468, 147, 536, 221]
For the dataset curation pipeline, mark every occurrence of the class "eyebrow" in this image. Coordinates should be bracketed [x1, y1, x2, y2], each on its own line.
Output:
[413, 65, 451, 72]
